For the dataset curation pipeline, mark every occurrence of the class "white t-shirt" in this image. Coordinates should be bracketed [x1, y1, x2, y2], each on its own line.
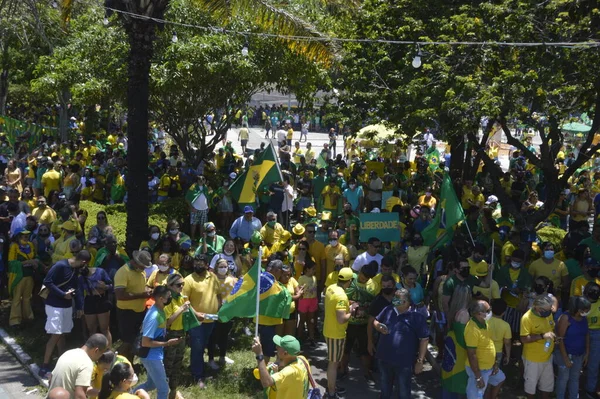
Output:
[47, 348, 93, 397]
[282, 185, 295, 212]
[192, 192, 209, 211]
[209, 253, 238, 274]
[277, 130, 287, 143]
[351, 252, 383, 272]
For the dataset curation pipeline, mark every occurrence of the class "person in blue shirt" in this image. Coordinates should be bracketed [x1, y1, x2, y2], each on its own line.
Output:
[229, 206, 263, 244]
[342, 178, 364, 213]
[137, 285, 185, 399]
[373, 288, 429, 399]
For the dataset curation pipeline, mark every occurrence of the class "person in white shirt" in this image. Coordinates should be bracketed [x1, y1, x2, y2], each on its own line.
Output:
[352, 237, 383, 273]
[281, 177, 295, 230]
[276, 128, 287, 147]
[189, 175, 210, 242]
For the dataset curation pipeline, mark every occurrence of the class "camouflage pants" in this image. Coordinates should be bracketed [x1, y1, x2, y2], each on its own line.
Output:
[163, 330, 186, 390]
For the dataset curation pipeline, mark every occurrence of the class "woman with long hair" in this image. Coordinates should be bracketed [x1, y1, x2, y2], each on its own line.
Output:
[98, 362, 149, 399]
[8, 230, 40, 328]
[209, 239, 243, 277]
[80, 257, 113, 347]
[88, 211, 111, 245]
[5, 159, 23, 193]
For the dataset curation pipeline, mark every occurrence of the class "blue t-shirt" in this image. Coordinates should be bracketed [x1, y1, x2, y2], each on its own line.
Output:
[375, 305, 429, 367]
[343, 187, 363, 212]
[142, 305, 167, 360]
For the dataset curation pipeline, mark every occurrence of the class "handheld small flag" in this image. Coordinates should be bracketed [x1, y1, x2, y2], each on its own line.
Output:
[426, 146, 440, 172]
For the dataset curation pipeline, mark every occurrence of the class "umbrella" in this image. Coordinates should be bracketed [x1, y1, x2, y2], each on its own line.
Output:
[358, 123, 406, 141]
[561, 122, 591, 133]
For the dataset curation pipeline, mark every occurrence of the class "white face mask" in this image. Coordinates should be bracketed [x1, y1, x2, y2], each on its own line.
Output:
[151, 232, 160, 240]
[217, 267, 228, 276]
[349, 184, 356, 189]
[224, 249, 234, 256]
[158, 265, 169, 272]
[329, 239, 338, 247]
[581, 311, 591, 317]
[484, 311, 492, 321]
[169, 229, 179, 235]
[207, 231, 216, 237]
[130, 373, 139, 385]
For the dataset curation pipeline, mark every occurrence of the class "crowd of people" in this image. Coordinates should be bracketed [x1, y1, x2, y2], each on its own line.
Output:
[3, 119, 600, 399]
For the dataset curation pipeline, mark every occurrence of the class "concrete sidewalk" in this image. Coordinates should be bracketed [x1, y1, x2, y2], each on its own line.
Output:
[0, 345, 41, 398]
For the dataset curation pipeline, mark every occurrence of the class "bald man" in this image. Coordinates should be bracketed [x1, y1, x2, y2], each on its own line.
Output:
[47, 387, 69, 399]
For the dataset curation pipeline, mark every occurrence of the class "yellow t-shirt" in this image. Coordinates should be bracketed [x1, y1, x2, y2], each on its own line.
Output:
[321, 185, 341, 210]
[32, 206, 57, 225]
[501, 241, 517, 266]
[147, 270, 172, 288]
[385, 196, 403, 212]
[285, 277, 299, 313]
[51, 235, 76, 264]
[114, 264, 147, 312]
[570, 275, 600, 297]
[528, 258, 568, 291]
[520, 309, 555, 363]
[472, 281, 501, 300]
[90, 363, 103, 394]
[488, 316, 511, 353]
[418, 195, 437, 209]
[41, 169, 61, 198]
[324, 271, 339, 288]
[371, 273, 400, 295]
[260, 223, 285, 245]
[216, 275, 238, 304]
[464, 318, 496, 370]
[297, 275, 317, 299]
[324, 244, 350, 276]
[107, 392, 140, 399]
[182, 272, 220, 323]
[271, 355, 309, 399]
[587, 300, 600, 330]
[287, 128, 294, 140]
[323, 284, 349, 339]
[163, 294, 187, 332]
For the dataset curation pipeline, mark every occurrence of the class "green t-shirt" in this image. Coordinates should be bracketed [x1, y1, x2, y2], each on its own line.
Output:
[443, 274, 478, 297]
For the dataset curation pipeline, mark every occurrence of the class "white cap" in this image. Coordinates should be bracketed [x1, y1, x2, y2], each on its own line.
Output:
[229, 172, 237, 180]
[371, 207, 381, 213]
[485, 195, 498, 205]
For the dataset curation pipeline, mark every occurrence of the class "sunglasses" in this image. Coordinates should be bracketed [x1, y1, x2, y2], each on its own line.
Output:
[174, 283, 184, 288]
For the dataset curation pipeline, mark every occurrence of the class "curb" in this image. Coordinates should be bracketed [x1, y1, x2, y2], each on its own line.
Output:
[0, 327, 49, 388]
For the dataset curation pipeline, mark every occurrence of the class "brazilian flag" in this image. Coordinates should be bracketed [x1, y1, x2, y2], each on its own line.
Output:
[426, 146, 440, 171]
[218, 260, 292, 323]
[229, 143, 283, 207]
[421, 174, 465, 249]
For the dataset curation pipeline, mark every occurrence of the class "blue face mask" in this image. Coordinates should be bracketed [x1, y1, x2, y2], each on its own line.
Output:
[544, 250, 555, 260]
[392, 297, 405, 307]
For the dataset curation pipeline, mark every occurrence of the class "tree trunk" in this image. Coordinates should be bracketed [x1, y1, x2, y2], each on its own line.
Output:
[448, 133, 465, 180]
[58, 89, 71, 141]
[124, 21, 154, 254]
[0, 39, 10, 116]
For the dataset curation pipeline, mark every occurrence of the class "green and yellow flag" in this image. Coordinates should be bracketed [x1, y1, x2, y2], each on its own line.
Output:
[229, 143, 283, 207]
[421, 174, 465, 248]
[426, 146, 440, 171]
[218, 260, 292, 323]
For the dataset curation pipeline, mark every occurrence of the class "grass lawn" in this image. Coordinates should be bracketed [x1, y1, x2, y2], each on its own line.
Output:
[0, 299, 265, 399]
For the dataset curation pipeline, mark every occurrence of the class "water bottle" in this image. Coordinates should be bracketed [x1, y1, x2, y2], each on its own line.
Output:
[544, 339, 552, 352]
[204, 313, 219, 321]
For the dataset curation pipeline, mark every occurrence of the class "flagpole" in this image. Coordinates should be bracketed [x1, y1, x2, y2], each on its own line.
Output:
[463, 218, 476, 246]
[255, 248, 262, 337]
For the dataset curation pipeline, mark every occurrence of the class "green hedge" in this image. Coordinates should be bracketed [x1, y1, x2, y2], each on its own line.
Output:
[79, 198, 189, 244]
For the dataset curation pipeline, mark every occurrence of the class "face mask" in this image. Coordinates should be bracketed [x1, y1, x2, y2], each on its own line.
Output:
[581, 311, 591, 317]
[589, 269, 599, 278]
[267, 221, 276, 227]
[169, 229, 179, 235]
[151, 232, 160, 240]
[381, 287, 395, 296]
[473, 255, 483, 263]
[130, 373, 139, 385]
[224, 249, 234, 256]
[538, 309, 552, 318]
[391, 297, 405, 307]
[194, 266, 207, 275]
[164, 297, 172, 306]
[588, 291, 600, 302]
[349, 184, 356, 189]
[484, 311, 493, 321]
[207, 231, 216, 237]
[511, 261, 522, 269]
[158, 265, 169, 272]
[534, 285, 545, 295]
[329, 240, 338, 247]
[544, 250, 554, 260]
[459, 268, 471, 278]
[217, 267, 228, 276]
[425, 192, 432, 196]
[79, 267, 89, 277]
[412, 238, 423, 246]
[345, 209, 353, 215]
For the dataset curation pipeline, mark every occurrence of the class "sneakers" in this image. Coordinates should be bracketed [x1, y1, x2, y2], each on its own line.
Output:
[208, 360, 220, 370]
[38, 366, 51, 379]
[335, 385, 347, 395]
[365, 374, 376, 388]
[327, 393, 342, 399]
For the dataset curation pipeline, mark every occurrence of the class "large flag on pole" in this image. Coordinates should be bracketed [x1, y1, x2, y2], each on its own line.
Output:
[217, 259, 292, 323]
[229, 143, 283, 207]
[421, 174, 465, 248]
[426, 146, 440, 172]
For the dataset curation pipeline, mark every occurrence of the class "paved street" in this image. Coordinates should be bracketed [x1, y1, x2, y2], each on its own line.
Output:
[0, 345, 41, 399]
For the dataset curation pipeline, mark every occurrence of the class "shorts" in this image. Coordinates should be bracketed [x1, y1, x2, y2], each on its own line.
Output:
[190, 208, 208, 226]
[523, 357, 554, 394]
[45, 305, 73, 334]
[326, 337, 346, 362]
[298, 298, 318, 313]
[258, 325, 277, 357]
[116, 308, 145, 344]
[344, 324, 368, 356]
[84, 295, 112, 315]
[241, 139, 248, 147]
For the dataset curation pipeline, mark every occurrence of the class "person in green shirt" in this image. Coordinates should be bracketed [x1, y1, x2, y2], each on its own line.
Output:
[312, 168, 328, 212]
[580, 226, 600, 262]
[195, 222, 225, 259]
[443, 259, 478, 315]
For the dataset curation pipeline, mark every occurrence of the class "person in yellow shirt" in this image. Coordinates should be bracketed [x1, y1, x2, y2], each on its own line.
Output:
[99, 361, 149, 399]
[418, 188, 437, 210]
[464, 300, 506, 398]
[157, 167, 181, 202]
[472, 263, 500, 301]
[520, 294, 556, 396]
[321, 179, 341, 217]
[528, 242, 569, 295]
[32, 196, 57, 225]
[182, 254, 220, 387]
[571, 257, 600, 296]
[323, 268, 356, 398]
[51, 220, 78, 264]
[323, 230, 350, 277]
[88, 351, 115, 398]
[371, 258, 401, 294]
[385, 189, 403, 213]
[114, 250, 153, 363]
[260, 211, 285, 248]
[292, 142, 303, 164]
[41, 160, 62, 198]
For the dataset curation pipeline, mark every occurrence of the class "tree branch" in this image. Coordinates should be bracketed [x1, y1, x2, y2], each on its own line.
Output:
[498, 116, 542, 168]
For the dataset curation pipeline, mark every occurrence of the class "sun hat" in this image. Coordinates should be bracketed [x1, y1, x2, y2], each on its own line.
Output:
[292, 224, 305, 236]
[132, 250, 152, 268]
[474, 263, 488, 277]
[304, 206, 317, 217]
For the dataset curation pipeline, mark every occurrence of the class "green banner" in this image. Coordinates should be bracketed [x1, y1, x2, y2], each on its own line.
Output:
[359, 212, 401, 242]
[0, 116, 58, 149]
